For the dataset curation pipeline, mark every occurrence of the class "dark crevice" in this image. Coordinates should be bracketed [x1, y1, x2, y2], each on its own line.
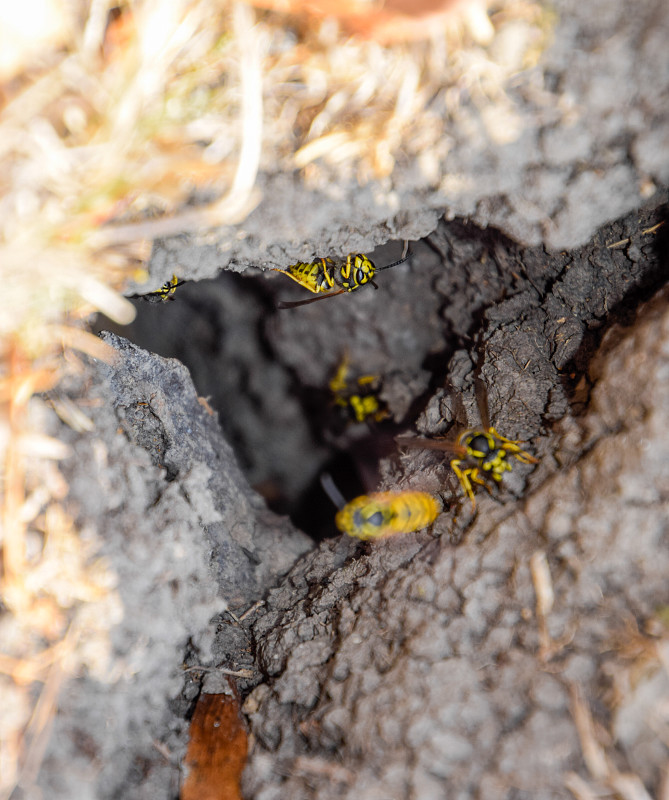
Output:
[95, 196, 669, 539]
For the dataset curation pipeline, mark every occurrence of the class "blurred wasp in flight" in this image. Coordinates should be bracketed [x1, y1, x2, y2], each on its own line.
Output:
[320, 473, 442, 541]
[334, 490, 443, 541]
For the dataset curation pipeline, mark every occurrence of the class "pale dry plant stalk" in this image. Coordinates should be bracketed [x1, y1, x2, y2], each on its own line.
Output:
[1, 1, 263, 794]
[564, 616, 669, 800]
[256, 0, 550, 185]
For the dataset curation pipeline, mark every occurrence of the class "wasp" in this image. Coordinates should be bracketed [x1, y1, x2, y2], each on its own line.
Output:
[257, 244, 410, 308]
[329, 356, 388, 424]
[397, 427, 538, 509]
[136, 275, 184, 303]
[335, 491, 442, 541]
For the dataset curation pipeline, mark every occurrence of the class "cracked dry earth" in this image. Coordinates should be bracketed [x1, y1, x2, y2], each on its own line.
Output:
[38, 200, 669, 800]
[240, 269, 669, 795]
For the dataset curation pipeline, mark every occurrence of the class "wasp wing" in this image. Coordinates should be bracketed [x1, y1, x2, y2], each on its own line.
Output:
[276, 290, 346, 309]
[395, 436, 467, 457]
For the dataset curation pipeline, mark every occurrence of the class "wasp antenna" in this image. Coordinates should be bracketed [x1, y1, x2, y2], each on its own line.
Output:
[320, 473, 347, 510]
[474, 378, 491, 431]
[376, 244, 413, 273]
[276, 289, 346, 309]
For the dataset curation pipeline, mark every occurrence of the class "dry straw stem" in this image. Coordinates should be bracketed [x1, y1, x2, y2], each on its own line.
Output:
[1, 1, 264, 793]
[529, 549, 554, 658]
[567, 683, 655, 800]
[564, 613, 669, 800]
[258, 0, 551, 182]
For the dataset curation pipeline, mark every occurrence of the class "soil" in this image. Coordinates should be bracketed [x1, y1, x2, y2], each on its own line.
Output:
[29, 0, 669, 794]
[39, 196, 669, 799]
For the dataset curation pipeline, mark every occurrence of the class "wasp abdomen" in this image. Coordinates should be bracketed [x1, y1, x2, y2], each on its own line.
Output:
[336, 491, 442, 541]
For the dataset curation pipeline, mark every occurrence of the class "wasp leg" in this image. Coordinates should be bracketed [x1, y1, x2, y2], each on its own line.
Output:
[483, 449, 513, 483]
[468, 467, 490, 492]
[329, 357, 350, 396]
[488, 428, 539, 464]
[340, 253, 352, 284]
[451, 459, 483, 509]
[487, 427, 520, 446]
[512, 450, 539, 464]
[348, 394, 383, 423]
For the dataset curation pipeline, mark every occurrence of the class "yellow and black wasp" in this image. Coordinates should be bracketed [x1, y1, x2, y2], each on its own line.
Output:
[329, 356, 388, 424]
[251, 244, 411, 308]
[320, 473, 442, 541]
[397, 427, 538, 510]
[335, 491, 443, 541]
[134, 275, 184, 303]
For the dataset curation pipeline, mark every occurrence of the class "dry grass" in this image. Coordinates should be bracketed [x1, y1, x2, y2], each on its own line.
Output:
[0, 0, 549, 794]
[564, 615, 669, 800]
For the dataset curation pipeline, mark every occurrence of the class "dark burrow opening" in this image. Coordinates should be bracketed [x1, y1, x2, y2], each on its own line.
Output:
[94, 194, 669, 540]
